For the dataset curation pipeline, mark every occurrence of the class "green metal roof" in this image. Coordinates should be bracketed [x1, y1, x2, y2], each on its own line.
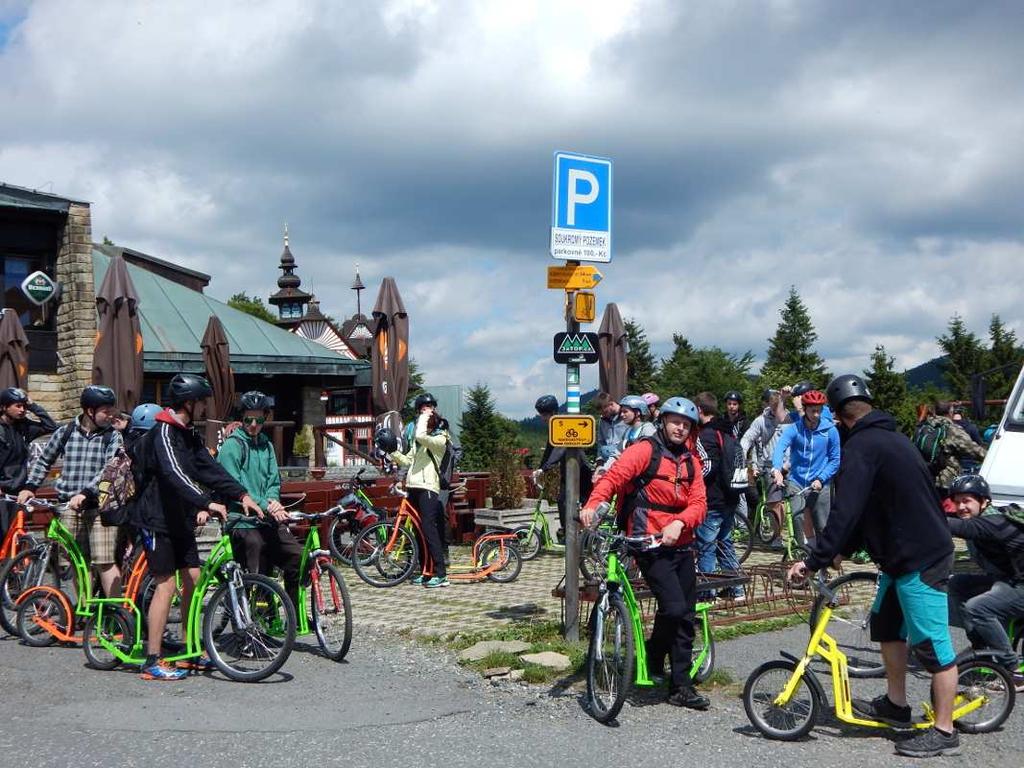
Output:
[0, 183, 86, 213]
[93, 248, 369, 377]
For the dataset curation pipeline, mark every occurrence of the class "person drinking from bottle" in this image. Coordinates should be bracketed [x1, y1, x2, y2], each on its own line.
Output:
[581, 396, 709, 710]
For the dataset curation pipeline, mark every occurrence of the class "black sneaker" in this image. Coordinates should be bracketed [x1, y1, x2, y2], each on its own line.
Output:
[645, 650, 667, 685]
[895, 727, 960, 758]
[667, 686, 710, 710]
[851, 694, 912, 727]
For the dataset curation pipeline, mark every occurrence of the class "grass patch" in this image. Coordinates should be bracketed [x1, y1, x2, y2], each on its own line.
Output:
[713, 613, 807, 641]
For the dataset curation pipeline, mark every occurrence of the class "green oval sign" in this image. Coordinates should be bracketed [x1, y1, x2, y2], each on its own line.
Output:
[21, 270, 57, 306]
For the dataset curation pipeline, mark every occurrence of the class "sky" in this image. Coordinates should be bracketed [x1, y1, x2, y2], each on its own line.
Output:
[1, 0, 1022, 416]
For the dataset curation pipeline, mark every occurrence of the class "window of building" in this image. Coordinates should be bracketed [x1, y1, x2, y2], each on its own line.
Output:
[1, 253, 56, 330]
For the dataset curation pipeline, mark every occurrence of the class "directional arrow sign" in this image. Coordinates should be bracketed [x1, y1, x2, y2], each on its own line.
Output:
[549, 415, 596, 448]
[546, 265, 603, 291]
[553, 332, 600, 364]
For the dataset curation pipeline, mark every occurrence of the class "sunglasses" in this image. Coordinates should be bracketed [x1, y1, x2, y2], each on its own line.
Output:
[242, 416, 266, 425]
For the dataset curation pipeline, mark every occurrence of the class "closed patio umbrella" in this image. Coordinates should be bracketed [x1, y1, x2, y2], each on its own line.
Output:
[201, 315, 235, 421]
[597, 302, 628, 401]
[92, 253, 144, 412]
[371, 277, 409, 441]
[0, 308, 29, 390]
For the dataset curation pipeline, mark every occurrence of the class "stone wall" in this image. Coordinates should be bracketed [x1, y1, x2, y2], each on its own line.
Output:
[25, 372, 62, 420]
[53, 202, 96, 420]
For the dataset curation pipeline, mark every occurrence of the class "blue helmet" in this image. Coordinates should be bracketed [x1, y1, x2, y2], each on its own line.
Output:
[130, 403, 163, 431]
[618, 395, 649, 417]
[658, 396, 699, 425]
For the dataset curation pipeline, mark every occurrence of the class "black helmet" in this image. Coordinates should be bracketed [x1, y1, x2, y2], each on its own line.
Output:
[761, 387, 777, 403]
[0, 387, 29, 407]
[375, 427, 398, 453]
[791, 380, 815, 397]
[167, 373, 213, 406]
[80, 385, 117, 409]
[825, 374, 873, 411]
[413, 392, 437, 410]
[724, 390, 743, 403]
[949, 474, 991, 500]
[239, 391, 275, 412]
[535, 394, 559, 414]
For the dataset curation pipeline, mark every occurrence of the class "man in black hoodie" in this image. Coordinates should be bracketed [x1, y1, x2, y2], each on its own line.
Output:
[0, 387, 56, 537]
[788, 375, 959, 759]
[694, 392, 742, 582]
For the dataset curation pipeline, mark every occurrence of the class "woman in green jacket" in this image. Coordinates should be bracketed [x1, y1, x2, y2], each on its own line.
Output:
[390, 392, 451, 588]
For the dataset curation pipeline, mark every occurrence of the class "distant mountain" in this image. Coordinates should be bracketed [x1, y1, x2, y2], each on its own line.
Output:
[905, 357, 947, 390]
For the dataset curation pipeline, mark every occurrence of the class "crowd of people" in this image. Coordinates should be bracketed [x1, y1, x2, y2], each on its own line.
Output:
[534, 376, 1021, 759]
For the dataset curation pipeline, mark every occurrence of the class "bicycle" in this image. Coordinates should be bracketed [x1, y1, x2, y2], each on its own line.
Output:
[743, 572, 1016, 740]
[583, 504, 717, 723]
[286, 509, 353, 661]
[325, 469, 385, 566]
[86, 523, 296, 682]
[0, 497, 58, 634]
[0, 495, 44, 561]
[733, 483, 817, 564]
[350, 482, 521, 587]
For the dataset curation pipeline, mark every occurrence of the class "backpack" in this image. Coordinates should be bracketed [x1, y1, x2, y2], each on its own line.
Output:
[712, 429, 744, 504]
[617, 436, 695, 530]
[95, 447, 137, 526]
[913, 420, 948, 472]
[427, 438, 463, 491]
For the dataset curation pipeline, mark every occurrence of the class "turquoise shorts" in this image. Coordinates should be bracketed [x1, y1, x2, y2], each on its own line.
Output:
[870, 555, 956, 672]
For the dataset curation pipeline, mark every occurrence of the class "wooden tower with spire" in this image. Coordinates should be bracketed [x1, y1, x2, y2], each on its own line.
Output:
[267, 224, 311, 330]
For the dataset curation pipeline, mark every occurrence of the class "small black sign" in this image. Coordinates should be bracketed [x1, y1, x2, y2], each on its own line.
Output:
[553, 332, 600, 364]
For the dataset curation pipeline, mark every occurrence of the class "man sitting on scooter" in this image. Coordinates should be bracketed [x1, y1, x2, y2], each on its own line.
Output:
[945, 474, 1024, 691]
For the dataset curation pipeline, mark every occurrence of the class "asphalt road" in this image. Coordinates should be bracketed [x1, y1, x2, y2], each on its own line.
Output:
[1, 624, 1020, 768]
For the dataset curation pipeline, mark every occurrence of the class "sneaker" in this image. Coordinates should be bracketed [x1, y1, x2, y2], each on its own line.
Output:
[424, 577, 450, 588]
[718, 588, 745, 601]
[895, 727, 960, 758]
[411, 575, 425, 585]
[667, 686, 710, 710]
[140, 660, 187, 681]
[1013, 672, 1024, 693]
[851, 694, 912, 727]
[645, 645, 667, 685]
[176, 655, 216, 672]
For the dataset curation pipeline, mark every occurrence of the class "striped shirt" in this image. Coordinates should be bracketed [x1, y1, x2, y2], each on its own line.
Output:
[25, 417, 123, 501]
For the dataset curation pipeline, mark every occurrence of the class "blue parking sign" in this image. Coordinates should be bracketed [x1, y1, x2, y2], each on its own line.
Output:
[550, 151, 612, 263]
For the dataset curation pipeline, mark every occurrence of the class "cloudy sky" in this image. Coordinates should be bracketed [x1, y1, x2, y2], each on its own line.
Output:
[2, 1, 1021, 416]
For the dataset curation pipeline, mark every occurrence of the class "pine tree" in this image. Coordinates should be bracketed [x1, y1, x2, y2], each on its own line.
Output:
[763, 286, 829, 385]
[624, 318, 658, 395]
[936, 314, 986, 399]
[985, 315, 1022, 402]
[863, 345, 915, 434]
[656, 335, 753, 400]
[459, 383, 516, 471]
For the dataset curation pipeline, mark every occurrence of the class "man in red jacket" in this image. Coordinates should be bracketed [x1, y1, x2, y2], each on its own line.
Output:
[581, 396, 709, 709]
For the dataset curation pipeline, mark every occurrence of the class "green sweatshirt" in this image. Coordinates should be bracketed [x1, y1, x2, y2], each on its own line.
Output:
[217, 428, 281, 529]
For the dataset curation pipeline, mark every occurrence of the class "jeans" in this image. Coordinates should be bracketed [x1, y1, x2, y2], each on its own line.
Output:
[636, 546, 697, 689]
[788, 480, 831, 545]
[948, 573, 1024, 670]
[230, 524, 304, 611]
[696, 506, 740, 575]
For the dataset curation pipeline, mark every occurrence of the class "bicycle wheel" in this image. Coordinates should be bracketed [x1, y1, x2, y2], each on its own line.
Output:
[351, 522, 417, 588]
[691, 612, 715, 684]
[0, 548, 58, 636]
[202, 573, 296, 682]
[585, 592, 635, 723]
[328, 517, 370, 567]
[15, 588, 70, 647]
[754, 505, 781, 545]
[510, 525, 542, 561]
[953, 657, 1016, 734]
[809, 571, 883, 678]
[731, 511, 754, 565]
[310, 562, 353, 661]
[83, 607, 134, 670]
[743, 659, 821, 740]
[480, 541, 522, 583]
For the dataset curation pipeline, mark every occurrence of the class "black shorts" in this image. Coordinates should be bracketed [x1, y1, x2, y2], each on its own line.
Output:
[145, 528, 200, 577]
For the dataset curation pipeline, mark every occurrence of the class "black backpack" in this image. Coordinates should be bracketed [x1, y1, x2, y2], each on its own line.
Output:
[709, 428, 743, 504]
[617, 437, 696, 530]
[427, 439, 463, 491]
[913, 420, 948, 472]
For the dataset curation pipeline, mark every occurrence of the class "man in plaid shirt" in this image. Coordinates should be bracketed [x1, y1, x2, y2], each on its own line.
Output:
[19, 385, 124, 597]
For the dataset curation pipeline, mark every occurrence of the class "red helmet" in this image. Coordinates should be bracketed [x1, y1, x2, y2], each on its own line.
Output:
[801, 389, 827, 405]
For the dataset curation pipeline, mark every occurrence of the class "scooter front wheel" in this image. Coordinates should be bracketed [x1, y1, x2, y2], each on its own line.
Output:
[743, 659, 821, 740]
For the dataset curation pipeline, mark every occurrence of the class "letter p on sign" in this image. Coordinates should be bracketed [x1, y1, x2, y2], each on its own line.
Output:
[567, 169, 599, 226]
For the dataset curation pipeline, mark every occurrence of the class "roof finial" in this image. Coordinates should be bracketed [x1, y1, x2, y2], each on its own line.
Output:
[284, 222, 289, 247]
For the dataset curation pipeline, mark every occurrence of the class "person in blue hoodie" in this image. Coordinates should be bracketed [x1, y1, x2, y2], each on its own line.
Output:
[771, 389, 840, 549]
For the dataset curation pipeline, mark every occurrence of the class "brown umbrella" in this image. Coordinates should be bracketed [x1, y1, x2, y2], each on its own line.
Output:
[201, 315, 235, 420]
[597, 302, 628, 401]
[0, 308, 30, 390]
[371, 277, 409, 439]
[92, 253, 144, 412]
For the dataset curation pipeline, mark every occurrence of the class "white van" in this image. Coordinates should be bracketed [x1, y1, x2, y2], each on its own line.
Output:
[979, 363, 1024, 505]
